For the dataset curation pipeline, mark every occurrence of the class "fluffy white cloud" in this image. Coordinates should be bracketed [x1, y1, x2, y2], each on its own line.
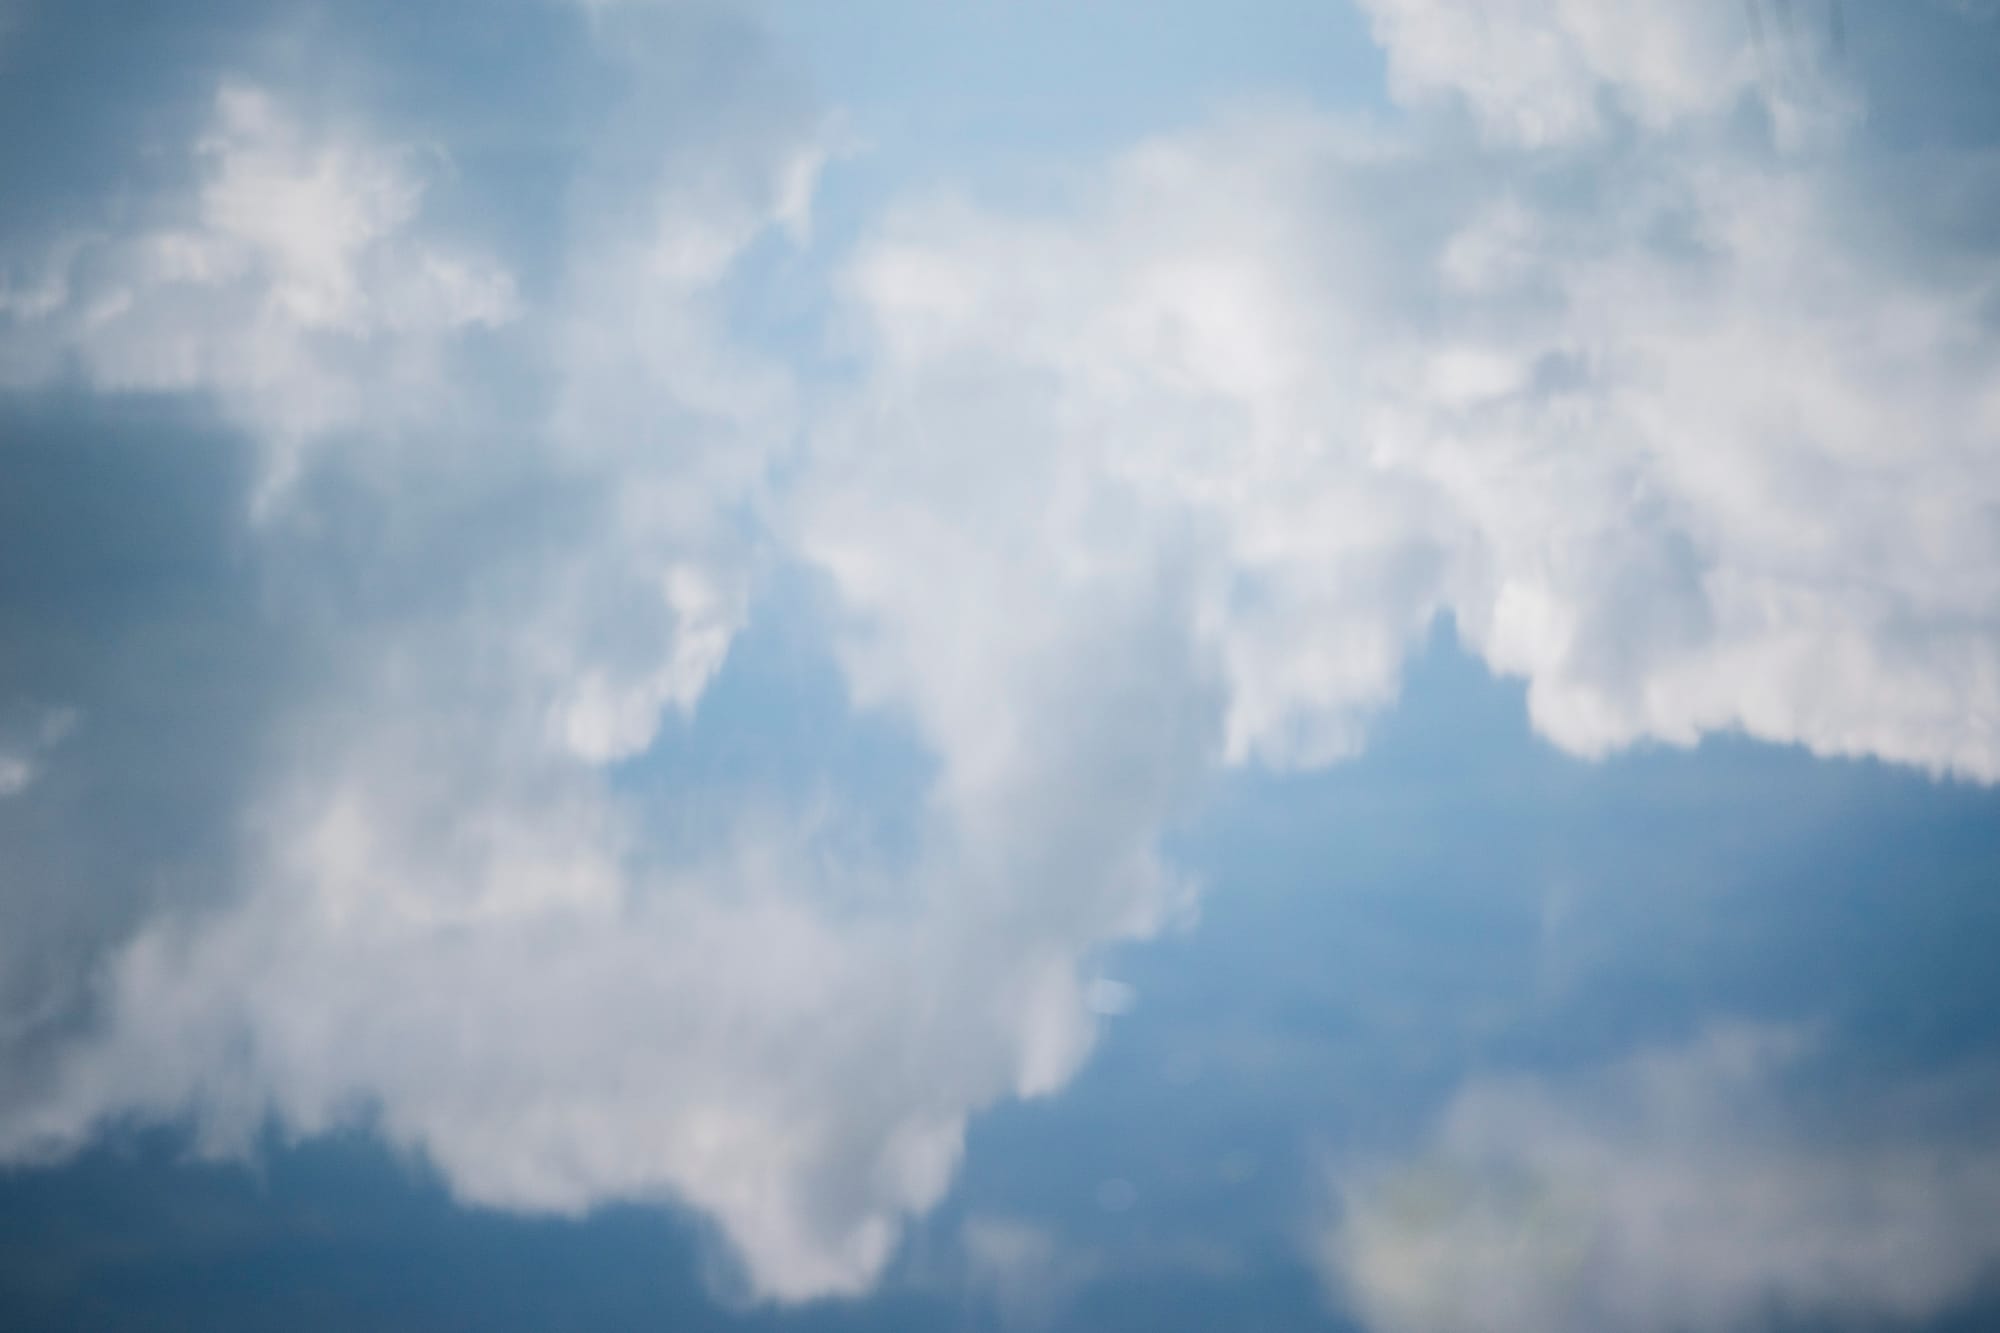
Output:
[1319, 1026, 2000, 1332]
[0, 736, 1136, 1300]
[806, 73, 2000, 779]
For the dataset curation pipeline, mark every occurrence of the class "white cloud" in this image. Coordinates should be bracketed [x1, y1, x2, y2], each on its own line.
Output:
[0, 638, 1174, 1301]
[7, 766, 1043, 1300]
[806, 85, 2000, 779]
[1318, 1026, 2000, 1333]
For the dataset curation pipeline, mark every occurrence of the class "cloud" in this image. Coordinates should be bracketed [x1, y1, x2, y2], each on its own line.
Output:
[1318, 1025, 2000, 1332]
[806, 44, 2000, 780]
[1, 0, 1998, 1314]
[0, 0, 1180, 1305]
[0, 705, 72, 799]
[959, 1216, 1098, 1329]
[0, 399, 308, 1093]
[0, 80, 517, 505]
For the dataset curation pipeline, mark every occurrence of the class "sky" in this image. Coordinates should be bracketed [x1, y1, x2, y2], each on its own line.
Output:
[1, 1, 1999, 1329]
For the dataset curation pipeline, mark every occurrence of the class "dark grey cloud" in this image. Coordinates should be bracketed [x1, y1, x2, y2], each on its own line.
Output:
[0, 393, 302, 1087]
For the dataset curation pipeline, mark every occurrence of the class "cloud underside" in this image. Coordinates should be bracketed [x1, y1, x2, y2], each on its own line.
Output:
[0, 0, 1996, 1309]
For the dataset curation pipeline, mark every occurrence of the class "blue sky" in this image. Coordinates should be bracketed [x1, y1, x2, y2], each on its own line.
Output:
[3, 2, 2000, 1330]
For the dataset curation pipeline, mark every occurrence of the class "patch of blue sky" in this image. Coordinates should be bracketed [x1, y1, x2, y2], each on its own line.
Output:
[763, 0, 1388, 178]
[606, 563, 939, 875]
